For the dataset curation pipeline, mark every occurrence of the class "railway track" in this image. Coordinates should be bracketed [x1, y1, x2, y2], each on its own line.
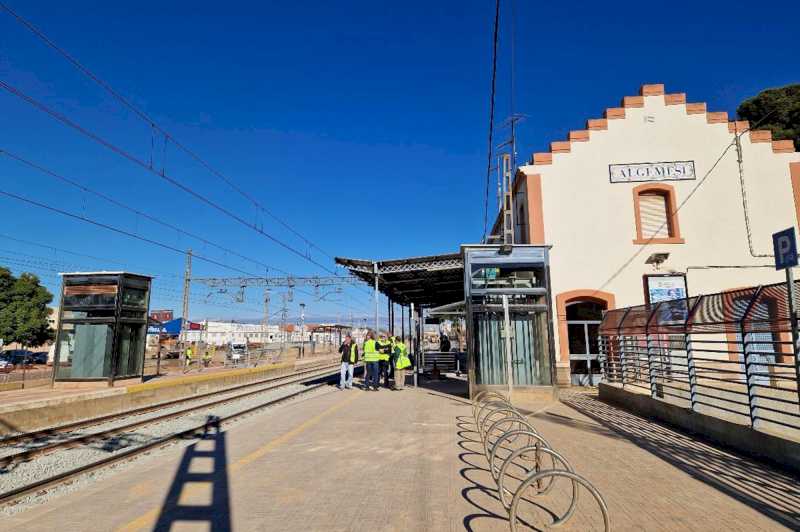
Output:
[0, 359, 337, 449]
[0, 362, 349, 507]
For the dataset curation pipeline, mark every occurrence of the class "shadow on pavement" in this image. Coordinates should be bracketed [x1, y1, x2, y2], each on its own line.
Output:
[561, 391, 800, 530]
[153, 415, 232, 532]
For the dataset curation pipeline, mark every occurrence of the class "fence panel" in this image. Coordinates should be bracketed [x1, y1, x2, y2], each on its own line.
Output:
[599, 281, 800, 441]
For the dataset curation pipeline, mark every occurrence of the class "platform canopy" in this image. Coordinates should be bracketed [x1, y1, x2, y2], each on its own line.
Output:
[335, 252, 464, 308]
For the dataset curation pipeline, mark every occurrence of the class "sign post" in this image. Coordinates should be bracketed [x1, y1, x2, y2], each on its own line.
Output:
[772, 228, 800, 406]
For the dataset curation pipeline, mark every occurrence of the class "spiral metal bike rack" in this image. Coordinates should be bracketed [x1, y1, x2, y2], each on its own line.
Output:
[509, 470, 610, 532]
[468, 392, 611, 531]
[483, 415, 540, 460]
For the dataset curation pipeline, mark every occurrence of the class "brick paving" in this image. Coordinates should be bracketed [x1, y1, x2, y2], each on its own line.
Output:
[5, 379, 799, 531]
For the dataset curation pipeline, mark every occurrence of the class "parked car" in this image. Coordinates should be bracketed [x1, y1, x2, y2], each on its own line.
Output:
[30, 352, 48, 365]
[3, 349, 35, 367]
[0, 357, 13, 373]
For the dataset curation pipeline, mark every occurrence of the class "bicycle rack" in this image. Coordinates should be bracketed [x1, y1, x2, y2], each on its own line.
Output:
[469, 392, 611, 531]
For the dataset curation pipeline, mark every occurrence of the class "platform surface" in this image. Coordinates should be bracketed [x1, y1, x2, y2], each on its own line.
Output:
[5, 379, 799, 531]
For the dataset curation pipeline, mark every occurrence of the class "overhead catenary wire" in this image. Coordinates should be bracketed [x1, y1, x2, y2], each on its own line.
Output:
[0, 1, 335, 262]
[0, 148, 292, 276]
[0, 80, 339, 276]
[482, 0, 501, 243]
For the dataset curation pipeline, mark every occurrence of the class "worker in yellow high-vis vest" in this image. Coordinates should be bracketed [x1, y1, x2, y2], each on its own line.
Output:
[393, 339, 412, 390]
[376, 333, 392, 389]
[362, 332, 381, 391]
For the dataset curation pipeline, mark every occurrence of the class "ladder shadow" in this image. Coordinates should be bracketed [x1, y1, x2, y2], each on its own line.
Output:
[153, 415, 232, 532]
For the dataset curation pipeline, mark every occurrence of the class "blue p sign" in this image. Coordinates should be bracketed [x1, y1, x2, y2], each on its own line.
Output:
[773, 228, 798, 270]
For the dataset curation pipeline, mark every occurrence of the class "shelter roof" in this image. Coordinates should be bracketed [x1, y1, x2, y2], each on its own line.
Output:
[335, 252, 464, 308]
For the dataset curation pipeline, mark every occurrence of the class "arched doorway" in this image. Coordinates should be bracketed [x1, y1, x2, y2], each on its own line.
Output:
[566, 300, 606, 386]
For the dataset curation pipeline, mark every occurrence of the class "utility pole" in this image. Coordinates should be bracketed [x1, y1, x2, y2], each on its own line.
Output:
[299, 302, 306, 358]
[180, 249, 192, 364]
[263, 288, 270, 328]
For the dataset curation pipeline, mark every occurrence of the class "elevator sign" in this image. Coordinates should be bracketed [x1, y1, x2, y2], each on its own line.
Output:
[609, 161, 695, 183]
[773, 228, 798, 270]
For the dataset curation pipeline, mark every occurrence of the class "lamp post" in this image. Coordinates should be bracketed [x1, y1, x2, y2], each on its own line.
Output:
[299, 303, 306, 358]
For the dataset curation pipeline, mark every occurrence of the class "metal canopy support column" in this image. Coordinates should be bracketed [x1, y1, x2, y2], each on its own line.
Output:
[420, 306, 425, 381]
[411, 302, 417, 387]
[373, 262, 379, 333]
[387, 298, 392, 335]
[401, 305, 405, 342]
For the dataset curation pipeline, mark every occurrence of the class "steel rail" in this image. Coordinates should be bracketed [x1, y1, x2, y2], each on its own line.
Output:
[0, 369, 342, 507]
[0, 360, 337, 448]
[0, 362, 343, 468]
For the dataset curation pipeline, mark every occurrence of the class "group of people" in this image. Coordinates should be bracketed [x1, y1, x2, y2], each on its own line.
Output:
[183, 343, 215, 372]
[338, 331, 412, 391]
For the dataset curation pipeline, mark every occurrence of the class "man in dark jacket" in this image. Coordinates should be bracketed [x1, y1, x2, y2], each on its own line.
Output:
[338, 335, 358, 389]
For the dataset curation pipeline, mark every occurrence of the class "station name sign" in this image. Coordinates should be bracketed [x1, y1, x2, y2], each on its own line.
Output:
[609, 161, 695, 183]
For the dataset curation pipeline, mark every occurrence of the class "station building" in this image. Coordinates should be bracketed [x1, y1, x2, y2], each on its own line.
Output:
[494, 83, 800, 386]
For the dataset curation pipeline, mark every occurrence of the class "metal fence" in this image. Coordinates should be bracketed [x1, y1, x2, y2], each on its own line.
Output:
[599, 281, 800, 441]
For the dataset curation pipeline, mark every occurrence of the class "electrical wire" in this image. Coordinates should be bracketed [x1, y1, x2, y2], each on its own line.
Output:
[0, 1, 335, 261]
[482, 0, 501, 243]
[0, 80, 338, 276]
[595, 112, 789, 296]
[0, 187, 260, 276]
[0, 148, 292, 276]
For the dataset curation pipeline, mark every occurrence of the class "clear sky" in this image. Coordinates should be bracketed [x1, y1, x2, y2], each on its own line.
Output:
[1, 1, 799, 324]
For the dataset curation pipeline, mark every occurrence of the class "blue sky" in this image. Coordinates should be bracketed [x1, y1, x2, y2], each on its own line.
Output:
[1, 1, 799, 323]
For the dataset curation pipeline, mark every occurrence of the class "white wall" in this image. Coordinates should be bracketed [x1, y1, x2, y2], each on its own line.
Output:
[517, 88, 800, 375]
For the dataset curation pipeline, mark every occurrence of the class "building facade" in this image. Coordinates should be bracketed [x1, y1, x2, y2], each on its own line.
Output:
[496, 83, 800, 385]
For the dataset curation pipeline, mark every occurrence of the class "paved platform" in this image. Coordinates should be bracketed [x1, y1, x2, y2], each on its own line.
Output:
[5, 379, 799, 531]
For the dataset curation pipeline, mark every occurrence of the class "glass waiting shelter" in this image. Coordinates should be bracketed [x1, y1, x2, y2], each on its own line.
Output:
[53, 272, 152, 386]
[462, 244, 556, 399]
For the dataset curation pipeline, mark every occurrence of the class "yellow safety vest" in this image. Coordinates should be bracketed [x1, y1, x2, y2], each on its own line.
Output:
[349, 343, 357, 364]
[395, 343, 411, 369]
[186, 348, 193, 359]
[363, 339, 380, 362]
[376, 340, 391, 361]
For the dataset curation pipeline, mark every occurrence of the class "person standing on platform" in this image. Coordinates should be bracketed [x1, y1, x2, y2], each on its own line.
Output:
[376, 333, 392, 388]
[183, 344, 194, 373]
[387, 336, 397, 384]
[362, 332, 381, 391]
[338, 334, 358, 389]
[393, 339, 411, 390]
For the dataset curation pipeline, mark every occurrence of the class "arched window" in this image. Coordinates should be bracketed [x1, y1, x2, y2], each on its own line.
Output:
[632, 184, 684, 244]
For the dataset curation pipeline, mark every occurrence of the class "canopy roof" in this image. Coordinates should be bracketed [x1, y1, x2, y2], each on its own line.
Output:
[335, 252, 464, 308]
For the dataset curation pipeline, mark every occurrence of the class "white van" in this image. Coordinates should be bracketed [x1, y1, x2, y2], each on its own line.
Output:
[229, 341, 247, 362]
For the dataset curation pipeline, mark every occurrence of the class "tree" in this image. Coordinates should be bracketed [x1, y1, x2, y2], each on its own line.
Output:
[737, 84, 800, 150]
[0, 271, 54, 348]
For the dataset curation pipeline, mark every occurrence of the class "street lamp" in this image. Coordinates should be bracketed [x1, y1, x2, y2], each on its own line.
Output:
[299, 303, 306, 358]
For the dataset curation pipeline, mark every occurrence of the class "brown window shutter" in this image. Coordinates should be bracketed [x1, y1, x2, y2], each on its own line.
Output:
[639, 193, 670, 238]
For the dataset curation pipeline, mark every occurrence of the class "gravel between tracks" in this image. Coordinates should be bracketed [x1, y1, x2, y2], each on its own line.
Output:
[0, 366, 335, 460]
[0, 381, 336, 515]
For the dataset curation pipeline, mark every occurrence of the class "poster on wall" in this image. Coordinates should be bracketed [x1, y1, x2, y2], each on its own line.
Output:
[645, 274, 688, 304]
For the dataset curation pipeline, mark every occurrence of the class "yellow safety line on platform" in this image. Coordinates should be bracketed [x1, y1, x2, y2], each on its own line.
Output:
[125, 362, 292, 393]
[115, 390, 360, 532]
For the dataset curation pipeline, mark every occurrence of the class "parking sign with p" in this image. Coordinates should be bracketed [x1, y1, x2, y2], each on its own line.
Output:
[773, 228, 799, 270]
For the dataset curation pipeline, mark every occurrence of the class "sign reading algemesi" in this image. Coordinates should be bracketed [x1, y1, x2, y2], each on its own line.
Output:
[609, 161, 696, 183]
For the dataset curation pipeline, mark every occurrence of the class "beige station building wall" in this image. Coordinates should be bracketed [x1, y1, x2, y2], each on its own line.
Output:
[496, 83, 800, 385]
